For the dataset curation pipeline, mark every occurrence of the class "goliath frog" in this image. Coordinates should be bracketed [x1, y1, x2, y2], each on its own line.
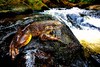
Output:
[9, 20, 63, 59]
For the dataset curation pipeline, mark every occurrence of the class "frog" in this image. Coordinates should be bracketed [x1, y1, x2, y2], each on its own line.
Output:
[9, 20, 63, 59]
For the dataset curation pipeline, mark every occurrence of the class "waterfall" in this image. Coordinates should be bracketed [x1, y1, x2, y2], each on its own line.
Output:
[41, 7, 100, 54]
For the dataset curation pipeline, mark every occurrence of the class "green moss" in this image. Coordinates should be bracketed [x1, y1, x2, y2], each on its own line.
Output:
[27, 0, 48, 10]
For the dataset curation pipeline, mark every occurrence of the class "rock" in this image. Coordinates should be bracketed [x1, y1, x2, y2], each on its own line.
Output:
[20, 20, 82, 66]
[87, 5, 100, 10]
[0, 14, 83, 66]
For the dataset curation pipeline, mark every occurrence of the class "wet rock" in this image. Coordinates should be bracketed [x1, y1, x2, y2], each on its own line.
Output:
[89, 54, 100, 66]
[13, 20, 82, 66]
[87, 5, 100, 10]
[1, 12, 100, 67]
[0, 14, 83, 67]
[42, 8, 100, 66]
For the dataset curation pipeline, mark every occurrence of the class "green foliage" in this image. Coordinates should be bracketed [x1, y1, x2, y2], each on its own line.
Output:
[68, 0, 95, 3]
[80, 0, 95, 3]
[68, 0, 76, 3]
[0, 0, 97, 11]
[27, 0, 48, 10]
[0, 0, 48, 10]
[0, 0, 12, 5]
[56, 0, 60, 2]
[0, 0, 5, 4]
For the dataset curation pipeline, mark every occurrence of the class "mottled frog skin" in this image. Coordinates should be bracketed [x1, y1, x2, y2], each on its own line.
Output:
[9, 20, 63, 59]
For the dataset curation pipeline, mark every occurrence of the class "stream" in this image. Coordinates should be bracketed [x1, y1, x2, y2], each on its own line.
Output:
[41, 7, 100, 54]
[0, 7, 100, 67]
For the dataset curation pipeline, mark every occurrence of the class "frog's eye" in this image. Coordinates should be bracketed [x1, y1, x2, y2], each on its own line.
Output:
[36, 32, 40, 35]
[45, 26, 49, 29]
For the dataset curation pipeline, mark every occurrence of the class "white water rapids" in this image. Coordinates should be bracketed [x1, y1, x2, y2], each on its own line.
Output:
[41, 7, 100, 54]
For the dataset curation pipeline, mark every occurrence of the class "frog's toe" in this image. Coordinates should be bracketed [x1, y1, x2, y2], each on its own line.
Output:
[11, 50, 16, 59]
[9, 45, 19, 59]
[11, 48, 19, 59]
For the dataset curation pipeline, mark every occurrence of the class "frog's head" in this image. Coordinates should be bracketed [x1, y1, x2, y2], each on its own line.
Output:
[47, 21, 63, 30]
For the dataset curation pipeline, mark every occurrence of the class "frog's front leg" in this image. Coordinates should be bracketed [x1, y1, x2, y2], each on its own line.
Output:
[40, 27, 60, 41]
[40, 33, 59, 41]
[9, 29, 32, 59]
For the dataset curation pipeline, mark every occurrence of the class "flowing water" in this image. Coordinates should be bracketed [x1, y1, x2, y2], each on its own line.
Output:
[0, 7, 100, 67]
[41, 7, 100, 54]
